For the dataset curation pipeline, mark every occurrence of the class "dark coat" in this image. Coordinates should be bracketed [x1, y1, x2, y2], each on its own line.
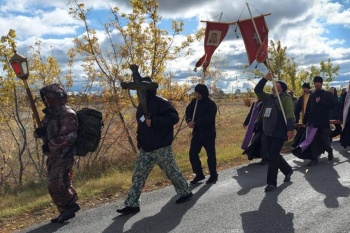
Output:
[340, 102, 350, 148]
[136, 93, 179, 152]
[329, 87, 340, 120]
[305, 89, 335, 128]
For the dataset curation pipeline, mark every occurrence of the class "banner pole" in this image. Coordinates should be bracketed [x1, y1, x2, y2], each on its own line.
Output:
[246, 2, 287, 124]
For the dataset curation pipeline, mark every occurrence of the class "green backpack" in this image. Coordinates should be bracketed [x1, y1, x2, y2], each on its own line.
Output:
[75, 108, 103, 156]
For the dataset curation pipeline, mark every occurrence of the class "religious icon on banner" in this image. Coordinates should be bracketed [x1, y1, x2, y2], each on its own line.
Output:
[207, 31, 221, 46]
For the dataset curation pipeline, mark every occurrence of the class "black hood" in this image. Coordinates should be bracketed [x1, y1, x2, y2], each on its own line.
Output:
[194, 84, 209, 98]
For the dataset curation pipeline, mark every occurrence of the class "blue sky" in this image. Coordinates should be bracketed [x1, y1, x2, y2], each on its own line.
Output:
[0, 0, 349, 93]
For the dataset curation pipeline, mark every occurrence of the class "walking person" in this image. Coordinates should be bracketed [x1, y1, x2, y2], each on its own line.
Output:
[117, 77, 193, 215]
[292, 83, 312, 158]
[340, 83, 350, 148]
[254, 71, 295, 192]
[302, 76, 335, 166]
[294, 83, 312, 124]
[33, 84, 80, 223]
[185, 84, 218, 184]
[328, 87, 342, 140]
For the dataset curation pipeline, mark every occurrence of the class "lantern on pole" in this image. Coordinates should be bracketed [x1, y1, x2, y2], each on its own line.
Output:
[9, 52, 29, 80]
[9, 51, 42, 127]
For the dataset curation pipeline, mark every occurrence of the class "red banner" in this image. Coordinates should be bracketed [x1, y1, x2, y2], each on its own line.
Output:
[238, 16, 269, 65]
[195, 22, 229, 72]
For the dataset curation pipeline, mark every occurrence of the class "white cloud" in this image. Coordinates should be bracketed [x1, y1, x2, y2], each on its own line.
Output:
[0, 0, 349, 93]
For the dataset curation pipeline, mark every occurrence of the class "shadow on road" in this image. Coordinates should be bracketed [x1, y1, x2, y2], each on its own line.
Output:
[241, 182, 294, 233]
[102, 184, 211, 233]
[232, 162, 267, 195]
[332, 140, 350, 158]
[23, 220, 68, 233]
[293, 142, 350, 208]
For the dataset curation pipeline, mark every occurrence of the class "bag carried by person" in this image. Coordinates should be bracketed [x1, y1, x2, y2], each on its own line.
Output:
[75, 108, 103, 156]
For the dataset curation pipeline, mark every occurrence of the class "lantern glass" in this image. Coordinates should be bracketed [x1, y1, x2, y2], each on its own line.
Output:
[21, 61, 28, 74]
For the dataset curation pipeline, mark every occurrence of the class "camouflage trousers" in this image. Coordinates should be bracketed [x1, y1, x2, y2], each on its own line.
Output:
[124, 145, 191, 207]
[47, 155, 78, 212]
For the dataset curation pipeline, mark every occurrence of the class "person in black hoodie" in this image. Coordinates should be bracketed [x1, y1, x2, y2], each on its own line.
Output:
[185, 84, 218, 184]
[117, 77, 193, 215]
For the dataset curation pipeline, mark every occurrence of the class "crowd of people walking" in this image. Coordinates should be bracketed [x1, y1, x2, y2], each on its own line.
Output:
[242, 72, 350, 191]
[34, 69, 350, 223]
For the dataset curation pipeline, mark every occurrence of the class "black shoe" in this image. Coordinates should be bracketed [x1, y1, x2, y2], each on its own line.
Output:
[307, 160, 318, 166]
[56, 203, 80, 223]
[264, 184, 277, 192]
[328, 150, 334, 160]
[259, 159, 269, 165]
[69, 203, 81, 212]
[175, 192, 193, 204]
[291, 146, 302, 157]
[116, 206, 140, 215]
[206, 175, 218, 184]
[190, 174, 205, 184]
[51, 213, 62, 223]
[284, 170, 293, 182]
[57, 211, 76, 223]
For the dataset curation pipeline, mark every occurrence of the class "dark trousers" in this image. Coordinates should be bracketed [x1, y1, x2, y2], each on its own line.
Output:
[260, 133, 269, 161]
[266, 136, 291, 186]
[189, 132, 217, 176]
[311, 128, 332, 160]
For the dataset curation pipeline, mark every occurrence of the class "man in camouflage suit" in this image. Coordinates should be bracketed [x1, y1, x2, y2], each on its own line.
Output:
[117, 77, 193, 215]
[34, 84, 80, 223]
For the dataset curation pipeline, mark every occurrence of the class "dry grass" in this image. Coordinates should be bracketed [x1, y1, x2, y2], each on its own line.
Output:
[1, 98, 281, 233]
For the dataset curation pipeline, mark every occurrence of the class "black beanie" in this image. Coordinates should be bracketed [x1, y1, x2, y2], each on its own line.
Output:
[194, 84, 209, 98]
[276, 81, 287, 92]
[313, 76, 323, 83]
[302, 83, 311, 89]
[141, 76, 158, 96]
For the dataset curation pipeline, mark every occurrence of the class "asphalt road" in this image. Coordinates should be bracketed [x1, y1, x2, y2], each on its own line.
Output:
[18, 140, 350, 233]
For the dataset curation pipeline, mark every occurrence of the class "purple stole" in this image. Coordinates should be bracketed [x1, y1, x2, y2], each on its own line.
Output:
[299, 126, 318, 151]
[241, 102, 262, 150]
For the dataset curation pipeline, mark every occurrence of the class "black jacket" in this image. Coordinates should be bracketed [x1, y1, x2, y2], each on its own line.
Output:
[136, 93, 179, 152]
[185, 87, 217, 135]
[305, 89, 334, 128]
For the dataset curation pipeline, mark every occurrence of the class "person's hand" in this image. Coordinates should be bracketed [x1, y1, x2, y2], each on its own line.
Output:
[287, 131, 294, 141]
[243, 124, 247, 129]
[34, 127, 46, 138]
[187, 121, 195, 129]
[316, 96, 320, 103]
[264, 71, 273, 81]
[146, 118, 151, 127]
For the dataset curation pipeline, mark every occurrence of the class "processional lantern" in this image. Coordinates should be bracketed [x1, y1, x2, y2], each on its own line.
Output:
[9, 50, 42, 127]
[9, 51, 29, 80]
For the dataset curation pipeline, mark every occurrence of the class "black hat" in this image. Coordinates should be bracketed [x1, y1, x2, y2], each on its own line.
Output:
[302, 83, 311, 89]
[276, 81, 287, 92]
[313, 76, 323, 83]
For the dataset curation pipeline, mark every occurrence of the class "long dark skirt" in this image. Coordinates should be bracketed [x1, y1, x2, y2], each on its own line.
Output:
[292, 127, 312, 160]
[243, 131, 263, 160]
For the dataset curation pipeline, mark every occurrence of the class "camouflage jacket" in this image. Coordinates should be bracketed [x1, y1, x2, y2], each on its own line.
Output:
[42, 105, 78, 157]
